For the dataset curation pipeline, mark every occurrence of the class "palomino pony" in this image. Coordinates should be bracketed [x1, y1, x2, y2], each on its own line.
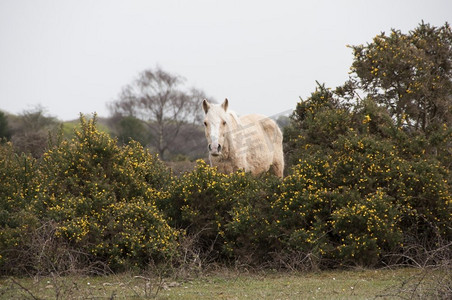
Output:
[202, 98, 284, 178]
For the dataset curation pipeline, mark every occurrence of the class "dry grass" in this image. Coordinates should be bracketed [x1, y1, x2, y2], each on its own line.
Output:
[1, 267, 449, 299]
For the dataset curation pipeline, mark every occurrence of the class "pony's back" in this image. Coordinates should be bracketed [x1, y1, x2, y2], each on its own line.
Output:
[239, 114, 284, 177]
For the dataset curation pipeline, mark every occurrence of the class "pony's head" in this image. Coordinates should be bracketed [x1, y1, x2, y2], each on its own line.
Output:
[202, 98, 230, 157]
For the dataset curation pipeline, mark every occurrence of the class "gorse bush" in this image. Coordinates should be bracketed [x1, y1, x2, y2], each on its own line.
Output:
[40, 115, 178, 271]
[0, 110, 450, 274]
[163, 160, 280, 262]
[0, 142, 40, 274]
[221, 171, 281, 262]
[283, 77, 451, 265]
[1, 115, 178, 274]
[274, 137, 408, 266]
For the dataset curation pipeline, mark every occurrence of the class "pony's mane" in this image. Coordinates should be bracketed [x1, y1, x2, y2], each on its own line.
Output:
[227, 110, 241, 127]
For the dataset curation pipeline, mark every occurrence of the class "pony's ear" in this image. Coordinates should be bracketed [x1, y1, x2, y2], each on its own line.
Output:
[221, 98, 229, 112]
[202, 99, 210, 114]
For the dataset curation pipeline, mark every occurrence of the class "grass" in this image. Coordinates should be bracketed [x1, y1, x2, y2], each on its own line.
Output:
[2, 267, 447, 299]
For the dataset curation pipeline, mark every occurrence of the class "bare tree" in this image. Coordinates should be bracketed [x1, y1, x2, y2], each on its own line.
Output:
[109, 67, 208, 159]
[9, 106, 59, 157]
[0, 110, 11, 141]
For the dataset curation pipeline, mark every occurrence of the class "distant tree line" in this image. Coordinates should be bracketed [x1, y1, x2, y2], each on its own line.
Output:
[0, 68, 215, 161]
[0, 107, 61, 158]
[1, 67, 292, 162]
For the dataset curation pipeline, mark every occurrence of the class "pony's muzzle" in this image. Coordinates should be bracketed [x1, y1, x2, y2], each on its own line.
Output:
[208, 143, 222, 156]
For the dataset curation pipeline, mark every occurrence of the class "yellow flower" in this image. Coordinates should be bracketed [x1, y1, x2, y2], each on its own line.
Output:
[363, 114, 371, 124]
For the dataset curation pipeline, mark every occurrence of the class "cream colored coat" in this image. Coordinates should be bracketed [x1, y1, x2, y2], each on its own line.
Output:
[202, 99, 284, 178]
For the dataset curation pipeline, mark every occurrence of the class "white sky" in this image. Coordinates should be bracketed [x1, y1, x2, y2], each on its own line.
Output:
[0, 0, 451, 120]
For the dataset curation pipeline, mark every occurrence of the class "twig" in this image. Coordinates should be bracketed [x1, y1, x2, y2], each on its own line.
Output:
[134, 276, 151, 297]
[10, 278, 40, 300]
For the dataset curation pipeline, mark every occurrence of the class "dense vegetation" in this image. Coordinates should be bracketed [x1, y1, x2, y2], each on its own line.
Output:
[0, 22, 451, 275]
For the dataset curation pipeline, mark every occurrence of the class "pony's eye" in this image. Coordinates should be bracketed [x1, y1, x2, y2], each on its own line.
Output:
[222, 121, 227, 126]
[204, 121, 208, 127]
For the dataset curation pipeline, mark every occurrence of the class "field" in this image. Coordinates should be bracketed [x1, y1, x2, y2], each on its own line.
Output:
[1, 267, 448, 299]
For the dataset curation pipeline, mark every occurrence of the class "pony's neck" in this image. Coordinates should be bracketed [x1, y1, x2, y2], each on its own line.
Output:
[221, 111, 241, 159]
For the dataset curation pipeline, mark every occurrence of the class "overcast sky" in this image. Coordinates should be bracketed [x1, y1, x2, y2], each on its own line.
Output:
[1, 0, 451, 121]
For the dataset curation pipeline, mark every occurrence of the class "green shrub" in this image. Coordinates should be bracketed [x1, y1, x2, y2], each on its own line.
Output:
[163, 160, 231, 255]
[330, 189, 402, 265]
[164, 160, 282, 263]
[36, 115, 178, 271]
[0, 142, 40, 274]
[221, 172, 281, 262]
[279, 91, 451, 267]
